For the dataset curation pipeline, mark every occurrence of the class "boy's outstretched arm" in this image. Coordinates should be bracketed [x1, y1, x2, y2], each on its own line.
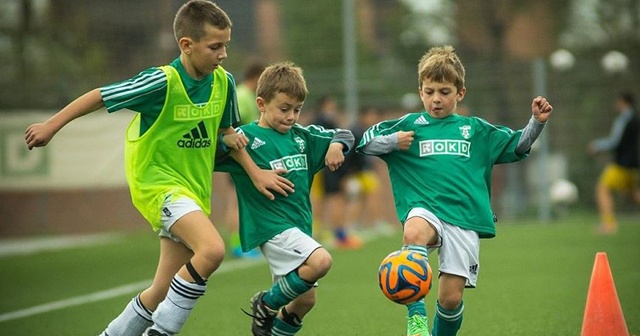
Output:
[25, 89, 104, 150]
[515, 96, 554, 154]
[220, 129, 295, 200]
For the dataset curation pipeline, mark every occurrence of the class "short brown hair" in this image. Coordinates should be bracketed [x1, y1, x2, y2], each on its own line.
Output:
[173, 1, 232, 42]
[256, 62, 308, 103]
[417, 45, 465, 91]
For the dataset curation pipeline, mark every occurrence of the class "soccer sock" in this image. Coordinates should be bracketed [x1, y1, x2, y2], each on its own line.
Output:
[433, 300, 464, 336]
[271, 307, 302, 336]
[602, 213, 616, 227]
[151, 274, 206, 334]
[402, 245, 429, 318]
[101, 293, 152, 336]
[263, 271, 314, 309]
[402, 244, 428, 260]
[407, 298, 427, 317]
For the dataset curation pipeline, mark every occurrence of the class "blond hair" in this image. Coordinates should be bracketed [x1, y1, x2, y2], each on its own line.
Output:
[256, 62, 308, 102]
[417, 45, 465, 91]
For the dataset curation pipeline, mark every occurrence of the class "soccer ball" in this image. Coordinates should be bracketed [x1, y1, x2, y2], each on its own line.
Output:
[549, 179, 578, 205]
[378, 250, 433, 304]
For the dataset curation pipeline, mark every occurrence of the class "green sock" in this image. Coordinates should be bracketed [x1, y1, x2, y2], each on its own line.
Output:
[407, 298, 427, 317]
[403, 244, 428, 260]
[263, 271, 313, 309]
[403, 244, 429, 318]
[272, 316, 302, 335]
[433, 301, 463, 336]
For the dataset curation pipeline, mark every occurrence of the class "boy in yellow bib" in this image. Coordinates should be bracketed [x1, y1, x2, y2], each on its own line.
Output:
[24, 1, 293, 335]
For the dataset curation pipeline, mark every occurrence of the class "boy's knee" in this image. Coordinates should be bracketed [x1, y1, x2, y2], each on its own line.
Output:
[438, 294, 463, 311]
[198, 243, 225, 268]
[301, 248, 332, 281]
[312, 249, 333, 277]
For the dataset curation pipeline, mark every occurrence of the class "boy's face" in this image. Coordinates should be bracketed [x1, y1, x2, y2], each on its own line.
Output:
[180, 24, 231, 79]
[419, 79, 465, 119]
[257, 92, 304, 134]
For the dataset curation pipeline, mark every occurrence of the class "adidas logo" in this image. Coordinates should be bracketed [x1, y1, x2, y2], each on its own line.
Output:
[414, 115, 429, 125]
[177, 121, 212, 148]
[250, 137, 266, 150]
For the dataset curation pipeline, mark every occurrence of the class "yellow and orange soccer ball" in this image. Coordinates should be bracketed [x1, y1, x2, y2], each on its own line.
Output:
[378, 250, 433, 304]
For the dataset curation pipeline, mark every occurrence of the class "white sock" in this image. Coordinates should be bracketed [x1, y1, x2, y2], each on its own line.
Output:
[101, 294, 152, 336]
[151, 275, 206, 334]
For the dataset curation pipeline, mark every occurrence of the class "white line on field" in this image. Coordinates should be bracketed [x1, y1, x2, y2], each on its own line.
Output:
[0, 233, 123, 258]
[0, 258, 265, 323]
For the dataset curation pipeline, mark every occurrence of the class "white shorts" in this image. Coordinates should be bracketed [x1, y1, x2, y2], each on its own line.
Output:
[406, 207, 480, 288]
[158, 196, 202, 244]
[260, 227, 322, 283]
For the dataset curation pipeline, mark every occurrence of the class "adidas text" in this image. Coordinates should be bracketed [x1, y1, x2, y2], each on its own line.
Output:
[177, 138, 212, 148]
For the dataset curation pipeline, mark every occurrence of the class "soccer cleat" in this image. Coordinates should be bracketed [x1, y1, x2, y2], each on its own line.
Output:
[142, 327, 169, 336]
[407, 314, 430, 336]
[244, 291, 278, 336]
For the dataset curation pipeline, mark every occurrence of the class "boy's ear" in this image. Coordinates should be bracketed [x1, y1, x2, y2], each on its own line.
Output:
[256, 97, 266, 112]
[457, 87, 467, 101]
[178, 37, 193, 54]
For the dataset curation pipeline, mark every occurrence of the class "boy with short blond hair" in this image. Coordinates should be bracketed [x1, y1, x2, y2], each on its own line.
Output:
[357, 45, 554, 336]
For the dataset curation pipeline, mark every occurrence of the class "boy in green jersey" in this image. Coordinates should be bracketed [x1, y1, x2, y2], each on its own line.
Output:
[25, 1, 293, 336]
[356, 45, 553, 336]
[216, 62, 354, 336]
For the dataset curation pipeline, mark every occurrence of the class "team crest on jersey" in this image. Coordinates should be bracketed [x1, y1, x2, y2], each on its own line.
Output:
[459, 125, 471, 139]
[295, 136, 305, 153]
[270, 154, 308, 171]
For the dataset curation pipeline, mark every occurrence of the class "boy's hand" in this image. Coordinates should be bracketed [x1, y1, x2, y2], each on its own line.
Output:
[222, 132, 249, 150]
[324, 142, 346, 171]
[532, 96, 553, 123]
[25, 122, 58, 150]
[396, 131, 415, 150]
[252, 168, 295, 200]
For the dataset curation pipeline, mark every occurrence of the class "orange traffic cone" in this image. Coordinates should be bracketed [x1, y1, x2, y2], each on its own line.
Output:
[581, 252, 629, 336]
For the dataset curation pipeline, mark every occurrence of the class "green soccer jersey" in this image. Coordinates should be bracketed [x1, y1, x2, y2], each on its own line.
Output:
[100, 58, 239, 135]
[357, 112, 528, 238]
[216, 123, 348, 251]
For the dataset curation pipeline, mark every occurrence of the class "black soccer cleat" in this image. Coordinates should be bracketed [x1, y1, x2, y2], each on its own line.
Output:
[242, 291, 278, 336]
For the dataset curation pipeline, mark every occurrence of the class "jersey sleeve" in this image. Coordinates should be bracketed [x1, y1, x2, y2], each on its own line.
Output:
[300, 124, 344, 174]
[356, 116, 407, 155]
[477, 117, 528, 164]
[99, 67, 167, 115]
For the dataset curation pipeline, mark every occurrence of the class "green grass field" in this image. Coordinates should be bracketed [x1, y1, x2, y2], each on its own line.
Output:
[1, 213, 638, 335]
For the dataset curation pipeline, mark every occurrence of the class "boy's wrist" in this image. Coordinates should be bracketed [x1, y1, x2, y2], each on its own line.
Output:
[218, 134, 229, 152]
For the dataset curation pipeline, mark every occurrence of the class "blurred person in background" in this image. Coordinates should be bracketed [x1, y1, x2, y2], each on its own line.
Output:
[588, 91, 640, 235]
[310, 95, 363, 249]
[343, 106, 395, 236]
